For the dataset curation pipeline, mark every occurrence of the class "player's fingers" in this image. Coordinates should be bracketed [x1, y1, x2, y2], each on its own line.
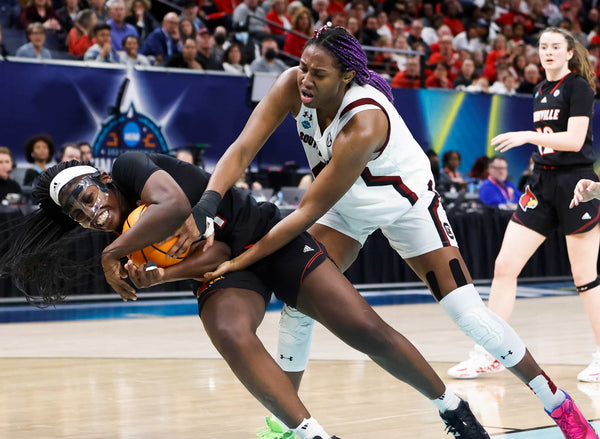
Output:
[202, 234, 215, 252]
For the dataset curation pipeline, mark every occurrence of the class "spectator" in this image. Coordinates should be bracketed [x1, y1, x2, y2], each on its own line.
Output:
[286, 0, 303, 22]
[428, 34, 460, 80]
[391, 33, 409, 71]
[67, 8, 96, 57]
[0, 0, 20, 30]
[57, 143, 81, 162]
[212, 25, 227, 59]
[249, 36, 288, 73]
[489, 67, 513, 94]
[20, 0, 61, 31]
[56, 0, 79, 36]
[453, 58, 477, 89]
[141, 12, 181, 66]
[370, 35, 398, 80]
[407, 19, 429, 56]
[465, 76, 490, 93]
[330, 11, 347, 28]
[283, 7, 313, 58]
[179, 0, 205, 33]
[515, 62, 540, 94]
[454, 19, 491, 53]
[84, 23, 120, 62]
[391, 55, 422, 88]
[232, 0, 267, 37]
[361, 14, 380, 46]
[222, 42, 250, 75]
[195, 28, 223, 70]
[346, 15, 361, 40]
[509, 53, 526, 81]
[479, 156, 520, 209]
[179, 17, 196, 42]
[107, 0, 138, 51]
[0, 25, 7, 60]
[438, 149, 467, 192]
[266, 0, 291, 39]
[425, 61, 451, 88]
[312, 0, 330, 30]
[89, 0, 109, 22]
[0, 147, 22, 202]
[120, 34, 150, 66]
[442, 1, 465, 36]
[166, 37, 202, 69]
[23, 133, 55, 186]
[467, 155, 490, 190]
[16, 23, 52, 59]
[376, 10, 391, 38]
[124, 0, 158, 44]
[77, 141, 93, 162]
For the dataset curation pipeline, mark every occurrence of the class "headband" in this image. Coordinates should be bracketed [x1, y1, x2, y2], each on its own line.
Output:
[49, 165, 98, 206]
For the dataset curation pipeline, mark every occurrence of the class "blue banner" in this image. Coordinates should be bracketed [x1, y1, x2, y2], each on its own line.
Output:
[1, 60, 598, 180]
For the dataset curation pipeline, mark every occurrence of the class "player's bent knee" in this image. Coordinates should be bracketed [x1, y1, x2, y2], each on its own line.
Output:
[277, 304, 315, 372]
[440, 285, 526, 367]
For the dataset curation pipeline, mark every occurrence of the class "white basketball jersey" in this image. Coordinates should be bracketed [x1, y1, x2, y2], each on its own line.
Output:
[295, 82, 435, 224]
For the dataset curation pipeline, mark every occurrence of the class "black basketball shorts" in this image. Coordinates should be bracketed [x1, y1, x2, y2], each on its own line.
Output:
[512, 167, 600, 236]
[195, 231, 329, 313]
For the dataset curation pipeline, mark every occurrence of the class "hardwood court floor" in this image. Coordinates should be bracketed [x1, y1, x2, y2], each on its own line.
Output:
[1, 294, 599, 438]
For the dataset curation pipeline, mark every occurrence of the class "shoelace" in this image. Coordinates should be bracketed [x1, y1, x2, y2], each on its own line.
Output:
[554, 404, 588, 438]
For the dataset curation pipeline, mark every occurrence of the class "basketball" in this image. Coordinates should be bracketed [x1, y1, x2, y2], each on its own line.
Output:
[122, 205, 189, 267]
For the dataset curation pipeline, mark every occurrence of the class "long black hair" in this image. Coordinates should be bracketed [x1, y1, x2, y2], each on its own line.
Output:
[0, 160, 106, 307]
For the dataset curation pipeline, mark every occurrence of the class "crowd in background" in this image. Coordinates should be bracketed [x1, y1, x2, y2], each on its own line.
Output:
[0, 0, 599, 94]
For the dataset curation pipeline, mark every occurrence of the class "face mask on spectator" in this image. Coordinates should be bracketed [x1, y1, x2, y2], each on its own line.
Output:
[265, 48, 277, 60]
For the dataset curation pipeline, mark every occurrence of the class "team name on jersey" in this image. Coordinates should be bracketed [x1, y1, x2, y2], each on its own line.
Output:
[299, 131, 315, 147]
[533, 108, 560, 122]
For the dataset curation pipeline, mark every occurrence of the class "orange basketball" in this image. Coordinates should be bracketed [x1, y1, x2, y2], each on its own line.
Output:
[122, 205, 189, 267]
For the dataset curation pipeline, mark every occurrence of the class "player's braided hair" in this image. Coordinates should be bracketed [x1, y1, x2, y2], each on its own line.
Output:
[306, 26, 394, 104]
[542, 27, 596, 93]
[0, 160, 104, 307]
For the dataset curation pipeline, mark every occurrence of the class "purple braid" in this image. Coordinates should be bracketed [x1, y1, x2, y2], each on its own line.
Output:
[306, 26, 394, 103]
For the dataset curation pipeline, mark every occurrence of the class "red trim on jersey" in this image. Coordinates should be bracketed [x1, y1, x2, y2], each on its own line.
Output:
[361, 167, 418, 205]
[339, 97, 390, 159]
[571, 204, 600, 234]
[300, 240, 325, 284]
[511, 213, 526, 226]
[427, 191, 451, 246]
[542, 71, 572, 95]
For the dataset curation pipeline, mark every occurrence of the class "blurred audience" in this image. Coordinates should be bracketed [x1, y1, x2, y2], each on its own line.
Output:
[67, 8, 96, 57]
[283, 7, 313, 58]
[77, 141, 93, 162]
[438, 149, 467, 192]
[84, 23, 120, 62]
[125, 0, 158, 44]
[57, 142, 81, 162]
[0, 147, 22, 202]
[249, 37, 288, 73]
[195, 28, 223, 70]
[107, 0, 138, 51]
[166, 36, 202, 69]
[120, 34, 150, 66]
[479, 155, 520, 209]
[222, 42, 251, 75]
[141, 12, 180, 66]
[20, 0, 61, 32]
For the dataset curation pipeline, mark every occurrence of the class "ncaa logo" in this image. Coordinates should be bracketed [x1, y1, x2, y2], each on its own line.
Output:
[301, 120, 311, 129]
[123, 121, 141, 147]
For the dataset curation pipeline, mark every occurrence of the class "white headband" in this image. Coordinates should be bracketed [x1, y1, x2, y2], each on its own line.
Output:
[49, 165, 98, 206]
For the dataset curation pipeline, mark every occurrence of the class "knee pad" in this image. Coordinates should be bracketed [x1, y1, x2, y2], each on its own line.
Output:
[440, 284, 526, 368]
[276, 304, 314, 372]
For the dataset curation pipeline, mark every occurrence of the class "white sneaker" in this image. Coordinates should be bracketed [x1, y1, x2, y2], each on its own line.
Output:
[578, 352, 600, 382]
[447, 345, 505, 379]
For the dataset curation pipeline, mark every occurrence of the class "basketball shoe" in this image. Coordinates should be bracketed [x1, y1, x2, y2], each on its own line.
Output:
[578, 352, 600, 383]
[439, 399, 490, 438]
[545, 391, 598, 439]
[447, 344, 505, 379]
[256, 417, 296, 439]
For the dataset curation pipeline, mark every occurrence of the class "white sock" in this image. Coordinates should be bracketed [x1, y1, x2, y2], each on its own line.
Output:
[432, 388, 461, 413]
[293, 417, 330, 439]
[528, 374, 566, 412]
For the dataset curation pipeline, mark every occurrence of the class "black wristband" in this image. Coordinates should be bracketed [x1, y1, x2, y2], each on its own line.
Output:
[191, 190, 222, 235]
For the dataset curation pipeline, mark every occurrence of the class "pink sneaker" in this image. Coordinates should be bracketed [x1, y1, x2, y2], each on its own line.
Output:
[546, 391, 598, 439]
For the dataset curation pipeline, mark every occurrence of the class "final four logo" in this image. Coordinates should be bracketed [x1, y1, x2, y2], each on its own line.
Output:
[92, 78, 169, 158]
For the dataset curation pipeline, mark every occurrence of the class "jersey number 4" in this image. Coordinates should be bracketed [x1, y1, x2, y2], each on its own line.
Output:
[536, 126, 556, 155]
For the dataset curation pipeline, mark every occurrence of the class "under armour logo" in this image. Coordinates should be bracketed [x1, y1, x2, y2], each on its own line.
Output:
[303, 245, 314, 253]
[280, 354, 293, 361]
[500, 350, 513, 360]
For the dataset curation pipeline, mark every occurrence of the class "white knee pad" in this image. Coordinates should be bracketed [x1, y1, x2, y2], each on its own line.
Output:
[276, 304, 314, 372]
[440, 284, 526, 368]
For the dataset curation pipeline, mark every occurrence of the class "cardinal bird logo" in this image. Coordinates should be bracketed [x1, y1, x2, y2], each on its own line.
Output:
[519, 186, 538, 211]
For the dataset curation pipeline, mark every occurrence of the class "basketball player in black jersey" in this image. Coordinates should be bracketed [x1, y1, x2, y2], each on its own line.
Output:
[450, 27, 600, 393]
[0, 152, 491, 439]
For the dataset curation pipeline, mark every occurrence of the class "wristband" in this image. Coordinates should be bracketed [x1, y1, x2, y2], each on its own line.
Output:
[191, 190, 222, 237]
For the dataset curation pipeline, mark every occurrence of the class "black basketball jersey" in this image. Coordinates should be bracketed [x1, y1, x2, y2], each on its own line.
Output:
[532, 72, 595, 167]
[111, 152, 280, 257]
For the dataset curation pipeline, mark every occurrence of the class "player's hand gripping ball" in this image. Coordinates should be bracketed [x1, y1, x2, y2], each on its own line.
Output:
[122, 205, 189, 267]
